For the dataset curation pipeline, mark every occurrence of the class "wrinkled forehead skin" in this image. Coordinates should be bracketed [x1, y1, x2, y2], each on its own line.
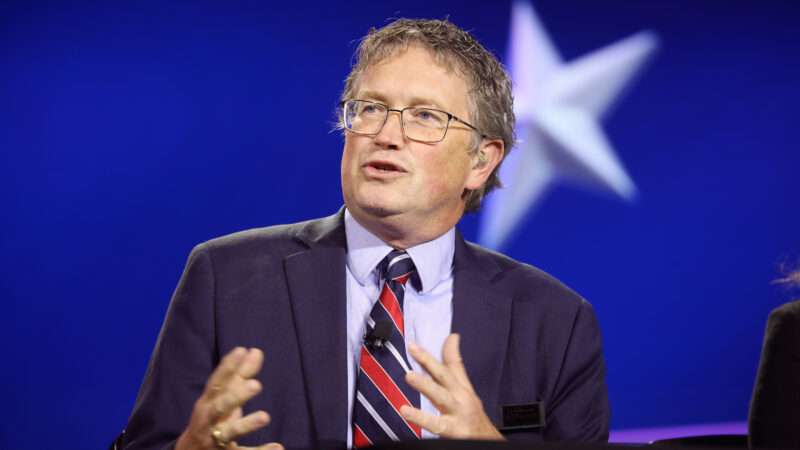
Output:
[347, 41, 478, 110]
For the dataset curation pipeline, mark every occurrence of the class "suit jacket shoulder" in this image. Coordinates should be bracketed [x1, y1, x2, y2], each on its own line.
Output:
[124, 211, 349, 450]
[452, 237, 609, 442]
[462, 239, 585, 305]
[198, 211, 344, 257]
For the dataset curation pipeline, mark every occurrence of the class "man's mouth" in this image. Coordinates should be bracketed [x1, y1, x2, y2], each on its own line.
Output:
[365, 161, 405, 173]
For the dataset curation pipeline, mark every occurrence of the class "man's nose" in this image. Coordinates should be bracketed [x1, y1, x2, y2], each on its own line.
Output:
[373, 110, 404, 148]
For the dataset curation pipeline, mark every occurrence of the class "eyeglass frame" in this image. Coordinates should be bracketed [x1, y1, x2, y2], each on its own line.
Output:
[340, 99, 488, 144]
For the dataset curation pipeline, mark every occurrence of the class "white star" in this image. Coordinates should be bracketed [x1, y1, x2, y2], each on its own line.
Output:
[478, 2, 659, 249]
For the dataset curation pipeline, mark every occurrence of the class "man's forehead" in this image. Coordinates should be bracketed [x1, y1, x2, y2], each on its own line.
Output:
[364, 44, 465, 78]
[352, 45, 470, 110]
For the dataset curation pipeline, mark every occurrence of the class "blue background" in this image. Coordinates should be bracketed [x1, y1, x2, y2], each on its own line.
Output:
[2, 1, 799, 448]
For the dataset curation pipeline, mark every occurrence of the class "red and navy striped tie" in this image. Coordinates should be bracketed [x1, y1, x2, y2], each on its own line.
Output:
[352, 250, 422, 447]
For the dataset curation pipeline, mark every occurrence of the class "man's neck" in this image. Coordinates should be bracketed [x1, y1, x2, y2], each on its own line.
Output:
[347, 207, 462, 249]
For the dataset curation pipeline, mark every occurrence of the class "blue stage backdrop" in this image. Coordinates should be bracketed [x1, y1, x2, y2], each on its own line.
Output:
[2, 1, 799, 448]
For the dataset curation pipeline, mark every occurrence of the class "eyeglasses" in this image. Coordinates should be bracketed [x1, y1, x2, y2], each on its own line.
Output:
[341, 99, 485, 144]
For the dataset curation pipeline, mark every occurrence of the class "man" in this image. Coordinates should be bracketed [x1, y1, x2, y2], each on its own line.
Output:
[122, 18, 609, 450]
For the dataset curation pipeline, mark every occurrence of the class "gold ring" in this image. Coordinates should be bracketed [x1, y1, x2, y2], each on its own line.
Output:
[211, 427, 229, 449]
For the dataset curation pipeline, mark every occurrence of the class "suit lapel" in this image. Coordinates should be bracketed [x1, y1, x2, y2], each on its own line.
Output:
[450, 233, 511, 425]
[283, 216, 511, 439]
[284, 211, 348, 445]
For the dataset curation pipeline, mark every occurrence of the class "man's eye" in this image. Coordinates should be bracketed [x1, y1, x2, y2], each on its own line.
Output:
[413, 109, 444, 124]
[361, 105, 379, 114]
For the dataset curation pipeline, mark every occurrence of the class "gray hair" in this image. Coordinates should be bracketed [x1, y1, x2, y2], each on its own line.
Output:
[340, 18, 515, 212]
[775, 266, 800, 289]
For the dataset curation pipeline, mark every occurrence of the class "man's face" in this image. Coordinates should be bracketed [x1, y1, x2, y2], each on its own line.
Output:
[341, 46, 486, 239]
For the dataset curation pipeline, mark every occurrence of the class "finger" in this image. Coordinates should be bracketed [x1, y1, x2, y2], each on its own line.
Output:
[237, 348, 264, 379]
[209, 378, 263, 423]
[408, 342, 459, 391]
[405, 371, 454, 411]
[238, 443, 284, 450]
[442, 334, 474, 392]
[400, 405, 449, 436]
[217, 410, 271, 443]
[204, 347, 248, 398]
[255, 443, 285, 450]
[232, 406, 245, 423]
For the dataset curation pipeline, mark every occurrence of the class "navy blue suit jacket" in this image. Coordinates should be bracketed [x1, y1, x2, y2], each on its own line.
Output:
[123, 210, 609, 449]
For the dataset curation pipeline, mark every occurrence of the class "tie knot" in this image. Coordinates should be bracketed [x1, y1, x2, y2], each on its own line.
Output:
[380, 250, 416, 284]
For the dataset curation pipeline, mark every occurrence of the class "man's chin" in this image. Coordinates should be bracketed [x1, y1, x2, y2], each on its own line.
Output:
[345, 196, 405, 220]
[358, 203, 402, 218]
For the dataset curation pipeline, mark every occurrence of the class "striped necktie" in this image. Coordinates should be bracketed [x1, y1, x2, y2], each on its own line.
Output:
[352, 249, 422, 447]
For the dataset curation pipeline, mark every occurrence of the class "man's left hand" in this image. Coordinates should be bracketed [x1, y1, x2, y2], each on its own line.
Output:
[400, 334, 505, 440]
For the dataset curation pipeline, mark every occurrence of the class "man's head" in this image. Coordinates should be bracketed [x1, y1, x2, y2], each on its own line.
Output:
[339, 19, 515, 247]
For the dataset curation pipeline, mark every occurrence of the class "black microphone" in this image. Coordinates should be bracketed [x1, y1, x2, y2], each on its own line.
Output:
[364, 320, 393, 349]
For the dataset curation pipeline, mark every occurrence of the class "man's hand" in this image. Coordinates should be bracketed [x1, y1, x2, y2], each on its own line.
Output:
[400, 334, 505, 440]
[175, 347, 284, 450]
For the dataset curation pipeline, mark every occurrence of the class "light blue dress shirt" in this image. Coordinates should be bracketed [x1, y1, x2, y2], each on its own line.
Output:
[344, 209, 455, 444]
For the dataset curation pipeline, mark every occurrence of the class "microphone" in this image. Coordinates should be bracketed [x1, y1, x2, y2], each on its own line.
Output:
[364, 320, 393, 349]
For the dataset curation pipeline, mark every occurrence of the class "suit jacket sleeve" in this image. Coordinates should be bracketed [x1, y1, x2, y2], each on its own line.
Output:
[123, 244, 218, 450]
[543, 299, 609, 441]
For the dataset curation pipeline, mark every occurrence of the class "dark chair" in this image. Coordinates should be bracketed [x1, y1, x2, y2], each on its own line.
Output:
[650, 434, 748, 448]
[109, 430, 125, 450]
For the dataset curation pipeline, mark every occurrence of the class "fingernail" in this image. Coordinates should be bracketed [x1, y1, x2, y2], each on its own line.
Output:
[408, 342, 419, 352]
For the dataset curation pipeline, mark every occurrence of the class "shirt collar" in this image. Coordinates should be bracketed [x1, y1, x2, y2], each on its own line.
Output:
[344, 208, 454, 294]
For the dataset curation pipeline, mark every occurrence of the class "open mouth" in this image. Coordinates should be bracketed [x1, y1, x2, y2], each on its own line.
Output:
[366, 161, 405, 173]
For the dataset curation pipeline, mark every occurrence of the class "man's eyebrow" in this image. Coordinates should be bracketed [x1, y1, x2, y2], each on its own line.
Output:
[355, 91, 448, 110]
[406, 95, 446, 110]
[357, 90, 389, 103]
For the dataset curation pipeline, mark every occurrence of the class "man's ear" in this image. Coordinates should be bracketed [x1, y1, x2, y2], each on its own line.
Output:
[465, 138, 504, 191]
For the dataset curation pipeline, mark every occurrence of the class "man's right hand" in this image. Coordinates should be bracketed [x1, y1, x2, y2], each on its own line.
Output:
[175, 347, 283, 450]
